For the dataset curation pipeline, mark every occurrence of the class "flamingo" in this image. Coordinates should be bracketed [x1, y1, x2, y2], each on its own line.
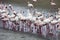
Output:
[51, 20, 58, 24]
[9, 4, 14, 11]
[13, 11, 16, 13]
[58, 8, 60, 14]
[28, 2, 33, 8]
[43, 19, 51, 23]
[50, 2, 56, 5]
[50, 0, 56, 5]
[33, 0, 37, 2]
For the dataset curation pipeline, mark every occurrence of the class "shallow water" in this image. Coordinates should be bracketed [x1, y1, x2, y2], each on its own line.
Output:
[0, 28, 46, 40]
[2, 0, 60, 8]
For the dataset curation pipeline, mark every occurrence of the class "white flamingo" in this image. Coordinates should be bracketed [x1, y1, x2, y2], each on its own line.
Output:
[58, 8, 60, 14]
[50, 2, 56, 5]
[28, 2, 33, 8]
[33, 0, 37, 2]
[50, 0, 56, 5]
[9, 4, 14, 11]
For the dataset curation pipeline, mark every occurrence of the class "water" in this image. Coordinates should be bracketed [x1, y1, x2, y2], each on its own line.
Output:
[2, 0, 60, 8]
[0, 28, 46, 40]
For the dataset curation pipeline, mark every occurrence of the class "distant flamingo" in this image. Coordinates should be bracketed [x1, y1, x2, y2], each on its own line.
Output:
[50, 0, 56, 5]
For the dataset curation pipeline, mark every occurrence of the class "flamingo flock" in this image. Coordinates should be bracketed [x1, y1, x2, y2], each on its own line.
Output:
[0, 3, 60, 40]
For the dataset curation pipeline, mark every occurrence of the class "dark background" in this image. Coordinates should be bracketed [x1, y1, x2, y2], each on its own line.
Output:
[1, 0, 60, 8]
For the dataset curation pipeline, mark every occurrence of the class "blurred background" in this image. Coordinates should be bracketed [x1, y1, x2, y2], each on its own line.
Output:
[1, 0, 60, 8]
